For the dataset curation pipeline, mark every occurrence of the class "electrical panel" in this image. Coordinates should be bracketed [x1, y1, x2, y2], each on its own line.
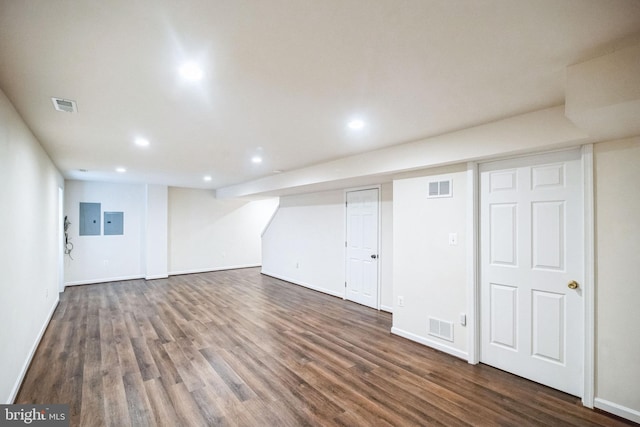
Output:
[104, 211, 124, 235]
[79, 202, 101, 236]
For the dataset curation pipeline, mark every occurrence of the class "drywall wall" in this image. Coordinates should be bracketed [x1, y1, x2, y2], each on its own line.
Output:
[380, 184, 393, 312]
[262, 190, 346, 297]
[168, 187, 278, 274]
[145, 184, 168, 280]
[64, 181, 146, 285]
[65, 184, 276, 282]
[0, 89, 63, 403]
[392, 165, 468, 359]
[262, 184, 394, 308]
[594, 137, 640, 421]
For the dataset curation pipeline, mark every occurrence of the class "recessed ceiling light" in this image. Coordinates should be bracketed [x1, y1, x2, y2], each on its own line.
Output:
[179, 62, 203, 81]
[251, 156, 263, 164]
[272, 170, 283, 174]
[78, 169, 88, 172]
[203, 175, 212, 182]
[115, 167, 126, 173]
[135, 137, 150, 147]
[348, 119, 365, 130]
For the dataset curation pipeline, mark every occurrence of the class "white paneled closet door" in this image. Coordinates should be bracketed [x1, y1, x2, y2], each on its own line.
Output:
[480, 149, 584, 397]
[345, 188, 379, 309]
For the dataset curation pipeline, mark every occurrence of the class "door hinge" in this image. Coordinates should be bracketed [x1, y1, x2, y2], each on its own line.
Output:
[345, 241, 347, 247]
[345, 281, 347, 288]
[345, 201, 348, 207]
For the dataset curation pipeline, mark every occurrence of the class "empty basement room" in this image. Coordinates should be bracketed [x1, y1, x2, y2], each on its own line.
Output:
[1, 1, 639, 426]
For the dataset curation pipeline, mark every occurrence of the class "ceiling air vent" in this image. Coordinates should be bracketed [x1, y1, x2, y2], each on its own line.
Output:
[51, 97, 77, 113]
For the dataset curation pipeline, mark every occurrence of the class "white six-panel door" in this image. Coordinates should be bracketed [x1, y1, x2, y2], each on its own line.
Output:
[345, 188, 379, 309]
[480, 150, 584, 396]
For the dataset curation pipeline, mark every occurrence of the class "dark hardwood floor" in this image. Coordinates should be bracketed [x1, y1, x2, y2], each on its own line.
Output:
[17, 268, 631, 426]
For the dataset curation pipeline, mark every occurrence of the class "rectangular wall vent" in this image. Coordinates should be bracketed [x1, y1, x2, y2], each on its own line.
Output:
[51, 97, 78, 113]
[427, 179, 452, 198]
[428, 317, 454, 342]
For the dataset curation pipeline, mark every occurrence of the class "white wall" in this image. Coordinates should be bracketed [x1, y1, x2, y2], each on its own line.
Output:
[380, 184, 394, 312]
[0, 89, 63, 403]
[145, 184, 168, 280]
[262, 190, 345, 297]
[168, 187, 278, 274]
[262, 184, 394, 308]
[64, 181, 146, 285]
[64, 184, 276, 283]
[594, 137, 640, 421]
[392, 165, 468, 359]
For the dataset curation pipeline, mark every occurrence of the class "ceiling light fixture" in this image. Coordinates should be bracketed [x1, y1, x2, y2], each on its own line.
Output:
[348, 119, 365, 130]
[135, 137, 150, 147]
[115, 167, 126, 173]
[203, 175, 212, 182]
[251, 156, 263, 164]
[179, 62, 203, 81]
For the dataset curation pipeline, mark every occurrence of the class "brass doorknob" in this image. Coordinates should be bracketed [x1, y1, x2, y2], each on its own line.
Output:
[568, 280, 579, 290]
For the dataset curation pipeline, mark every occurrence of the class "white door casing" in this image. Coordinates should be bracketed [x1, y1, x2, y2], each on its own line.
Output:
[58, 186, 64, 293]
[345, 188, 379, 309]
[480, 149, 584, 397]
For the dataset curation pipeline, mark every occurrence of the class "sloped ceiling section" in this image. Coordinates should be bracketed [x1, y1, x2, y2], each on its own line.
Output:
[0, 1, 639, 194]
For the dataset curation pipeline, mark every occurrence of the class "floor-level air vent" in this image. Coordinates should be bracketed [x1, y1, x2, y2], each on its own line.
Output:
[51, 97, 78, 113]
[428, 317, 454, 342]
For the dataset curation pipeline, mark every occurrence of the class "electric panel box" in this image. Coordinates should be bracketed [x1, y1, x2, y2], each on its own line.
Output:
[79, 202, 101, 236]
[104, 211, 124, 235]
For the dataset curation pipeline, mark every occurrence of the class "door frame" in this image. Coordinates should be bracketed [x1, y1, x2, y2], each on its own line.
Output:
[466, 145, 595, 407]
[58, 186, 65, 293]
[344, 185, 381, 310]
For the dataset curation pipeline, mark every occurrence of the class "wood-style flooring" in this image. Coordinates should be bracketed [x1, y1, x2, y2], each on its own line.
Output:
[17, 268, 631, 426]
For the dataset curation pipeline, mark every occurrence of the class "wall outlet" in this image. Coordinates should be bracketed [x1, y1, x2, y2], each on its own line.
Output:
[449, 232, 458, 246]
[295, 262, 299, 269]
[103, 259, 109, 266]
[397, 296, 404, 307]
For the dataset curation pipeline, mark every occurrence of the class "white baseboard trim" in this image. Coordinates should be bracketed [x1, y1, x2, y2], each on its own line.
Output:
[169, 264, 261, 277]
[380, 305, 393, 313]
[64, 274, 144, 287]
[594, 398, 640, 423]
[261, 270, 344, 299]
[391, 327, 468, 361]
[145, 274, 169, 280]
[64, 266, 263, 287]
[8, 297, 59, 404]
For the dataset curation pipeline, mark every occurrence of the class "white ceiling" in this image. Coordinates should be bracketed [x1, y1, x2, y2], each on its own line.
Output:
[1, 1, 639, 192]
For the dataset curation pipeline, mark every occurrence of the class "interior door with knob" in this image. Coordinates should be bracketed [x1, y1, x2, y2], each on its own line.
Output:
[480, 149, 584, 396]
[345, 188, 379, 309]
